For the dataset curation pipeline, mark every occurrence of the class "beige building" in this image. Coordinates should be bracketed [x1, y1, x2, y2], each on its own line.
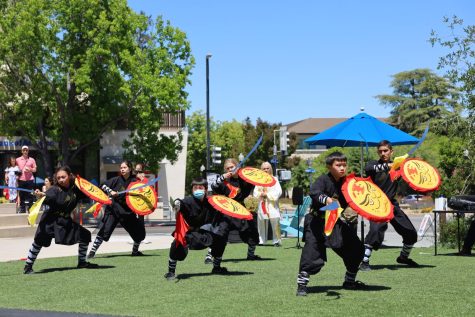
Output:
[100, 112, 187, 217]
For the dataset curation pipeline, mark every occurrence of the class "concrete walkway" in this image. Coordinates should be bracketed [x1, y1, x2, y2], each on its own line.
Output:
[0, 213, 439, 263]
[0, 230, 174, 263]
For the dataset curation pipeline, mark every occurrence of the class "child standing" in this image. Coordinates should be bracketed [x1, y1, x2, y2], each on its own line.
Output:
[296, 152, 365, 296]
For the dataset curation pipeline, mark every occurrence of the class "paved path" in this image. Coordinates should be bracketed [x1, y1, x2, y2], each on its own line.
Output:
[0, 228, 174, 263]
[0, 213, 439, 263]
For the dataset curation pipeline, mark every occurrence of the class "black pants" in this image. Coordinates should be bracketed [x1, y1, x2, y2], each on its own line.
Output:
[463, 220, 475, 250]
[169, 230, 228, 261]
[299, 213, 364, 275]
[364, 203, 417, 250]
[18, 180, 34, 213]
[239, 213, 259, 247]
[97, 210, 146, 243]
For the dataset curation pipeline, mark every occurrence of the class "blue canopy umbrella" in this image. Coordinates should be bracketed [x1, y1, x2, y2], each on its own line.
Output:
[305, 112, 420, 176]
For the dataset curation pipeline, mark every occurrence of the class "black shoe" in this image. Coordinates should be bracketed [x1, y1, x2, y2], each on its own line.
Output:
[131, 251, 144, 256]
[342, 280, 366, 290]
[23, 264, 34, 274]
[77, 261, 99, 269]
[296, 284, 308, 296]
[87, 251, 95, 260]
[274, 242, 282, 247]
[458, 248, 472, 256]
[164, 272, 176, 281]
[396, 256, 419, 267]
[359, 261, 371, 272]
[204, 256, 213, 264]
[211, 266, 229, 275]
[246, 254, 262, 260]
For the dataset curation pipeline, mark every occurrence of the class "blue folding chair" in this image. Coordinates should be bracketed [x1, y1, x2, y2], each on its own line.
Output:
[280, 196, 311, 238]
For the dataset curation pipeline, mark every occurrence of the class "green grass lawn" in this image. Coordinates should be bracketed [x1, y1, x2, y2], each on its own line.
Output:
[1, 239, 474, 316]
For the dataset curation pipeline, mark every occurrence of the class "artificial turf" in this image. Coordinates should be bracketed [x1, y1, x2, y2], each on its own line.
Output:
[0, 239, 474, 316]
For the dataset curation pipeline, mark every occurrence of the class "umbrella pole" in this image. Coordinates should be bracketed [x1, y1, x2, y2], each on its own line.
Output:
[359, 144, 365, 241]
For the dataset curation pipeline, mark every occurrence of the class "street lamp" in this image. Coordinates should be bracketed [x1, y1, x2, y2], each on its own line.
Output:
[206, 54, 212, 170]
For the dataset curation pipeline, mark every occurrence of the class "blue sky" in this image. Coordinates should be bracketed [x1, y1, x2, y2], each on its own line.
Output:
[128, 1, 474, 124]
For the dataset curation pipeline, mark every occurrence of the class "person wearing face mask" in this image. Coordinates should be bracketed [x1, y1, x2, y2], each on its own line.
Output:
[204, 158, 260, 264]
[164, 178, 230, 280]
[88, 160, 146, 259]
[23, 166, 98, 274]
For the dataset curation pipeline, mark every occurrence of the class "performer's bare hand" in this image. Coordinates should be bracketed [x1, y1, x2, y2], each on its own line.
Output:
[34, 189, 45, 197]
[110, 191, 118, 197]
[326, 198, 333, 205]
[223, 172, 233, 179]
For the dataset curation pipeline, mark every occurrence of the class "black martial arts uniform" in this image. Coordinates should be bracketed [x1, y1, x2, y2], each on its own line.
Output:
[165, 196, 230, 278]
[211, 174, 260, 259]
[298, 173, 364, 275]
[88, 175, 146, 258]
[24, 182, 94, 273]
[363, 159, 418, 250]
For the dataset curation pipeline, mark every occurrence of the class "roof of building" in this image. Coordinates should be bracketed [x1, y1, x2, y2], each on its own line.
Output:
[286, 117, 387, 134]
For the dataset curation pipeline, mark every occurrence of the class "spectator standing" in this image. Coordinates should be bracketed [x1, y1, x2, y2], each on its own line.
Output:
[16, 146, 37, 213]
[4, 156, 20, 203]
[253, 162, 282, 246]
[42, 177, 53, 193]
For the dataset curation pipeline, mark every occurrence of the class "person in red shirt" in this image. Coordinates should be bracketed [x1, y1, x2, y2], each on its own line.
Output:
[15, 145, 37, 213]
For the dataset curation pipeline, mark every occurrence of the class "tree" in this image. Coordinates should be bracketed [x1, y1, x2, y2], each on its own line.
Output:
[0, 0, 193, 174]
[376, 69, 461, 135]
[184, 111, 209, 189]
[430, 16, 475, 195]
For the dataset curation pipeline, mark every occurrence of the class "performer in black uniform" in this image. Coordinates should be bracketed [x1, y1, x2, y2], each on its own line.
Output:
[459, 220, 475, 256]
[165, 178, 231, 280]
[88, 161, 146, 259]
[204, 158, 261, 263]
[296, 152, 365, 296]
[360, 140, 419, 271]
[23, 166, 98, 274]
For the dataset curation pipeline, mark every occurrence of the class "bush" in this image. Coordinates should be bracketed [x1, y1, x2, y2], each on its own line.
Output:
[439, 215, 474, 248]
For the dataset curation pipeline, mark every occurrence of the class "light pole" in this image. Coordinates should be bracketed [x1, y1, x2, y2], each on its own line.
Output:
[206, 54, 212, 171]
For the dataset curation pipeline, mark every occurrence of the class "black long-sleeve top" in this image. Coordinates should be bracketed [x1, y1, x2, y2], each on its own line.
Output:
[211, 175, 255, 204]
[309, 172, 348, 215]
[43, 183, 88, 218]
[177, 196, 217, 230]
[365, 159, 397, 200]
[101, 175, 138, 214]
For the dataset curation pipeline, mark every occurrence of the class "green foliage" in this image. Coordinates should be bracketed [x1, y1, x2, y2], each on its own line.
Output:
[185, 111, 293, 192]
[286, 147, 369, 194]
[378, 68, 462, 140]
[376, 68, 462, 135]
[430, 16, 475, 196]
[0, 0, 193, 173]
[439, 216, 473, 248]
[184, 111, 209, 190]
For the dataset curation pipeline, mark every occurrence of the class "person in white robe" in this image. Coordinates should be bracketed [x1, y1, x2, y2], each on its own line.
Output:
[253, 162, 282, 246]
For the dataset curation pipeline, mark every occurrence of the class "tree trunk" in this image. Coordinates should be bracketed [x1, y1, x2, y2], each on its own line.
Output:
[36, 118, 54, 176]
